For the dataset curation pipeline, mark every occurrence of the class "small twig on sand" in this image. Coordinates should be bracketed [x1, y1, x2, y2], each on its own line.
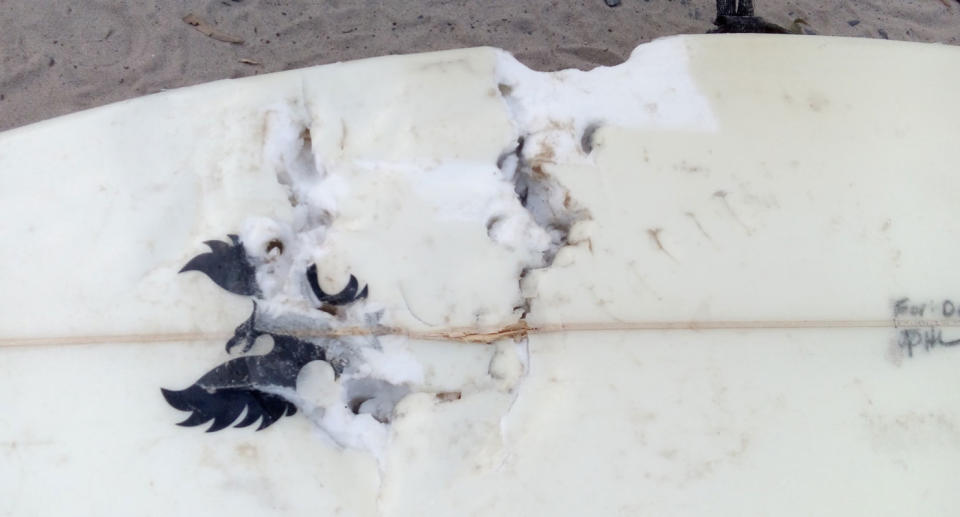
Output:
[183, 13, 244, 44]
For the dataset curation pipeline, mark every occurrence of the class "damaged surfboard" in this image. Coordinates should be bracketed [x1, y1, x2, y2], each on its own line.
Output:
[1, 35, 960, 516]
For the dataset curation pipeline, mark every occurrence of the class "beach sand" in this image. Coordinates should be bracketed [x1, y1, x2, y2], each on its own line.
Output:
[2, 0, 958, 131]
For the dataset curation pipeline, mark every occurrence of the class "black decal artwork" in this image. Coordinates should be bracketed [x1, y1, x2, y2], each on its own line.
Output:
[161, 334, 329, 432]
[307, 264, 369, 306]
[179, 235, 261, 297]
[163, 235, 370, 432]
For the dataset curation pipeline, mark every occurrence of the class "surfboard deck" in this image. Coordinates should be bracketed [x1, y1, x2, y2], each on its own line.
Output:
[2, 35, 959, 516]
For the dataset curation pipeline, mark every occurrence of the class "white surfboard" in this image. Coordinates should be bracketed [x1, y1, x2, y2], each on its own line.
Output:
[2, 35, 959, 516]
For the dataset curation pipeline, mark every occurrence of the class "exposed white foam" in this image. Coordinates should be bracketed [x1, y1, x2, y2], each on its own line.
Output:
[494, 36, 717, 160]
[234, 38, 718, 459]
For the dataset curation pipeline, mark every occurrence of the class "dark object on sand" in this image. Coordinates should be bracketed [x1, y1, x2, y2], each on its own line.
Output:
[605, 0, 621, 6]
[710, 0, 790, 34]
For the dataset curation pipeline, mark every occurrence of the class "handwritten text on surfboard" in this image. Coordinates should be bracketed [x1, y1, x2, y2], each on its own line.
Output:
[894, 298, 960, 357]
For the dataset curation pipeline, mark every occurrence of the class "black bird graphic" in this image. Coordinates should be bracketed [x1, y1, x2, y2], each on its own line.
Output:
[180, 235, 260, 297]
[162, 334, 336, 432]
[164, 234, 371, 432]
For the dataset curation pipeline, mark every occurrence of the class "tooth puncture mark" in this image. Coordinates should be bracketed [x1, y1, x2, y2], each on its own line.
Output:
[306, 264, 369, 306]
[179, 235, 261, 297]
[580, 123, 601, 154]
[495, 134, 591, 327]
[266, 239, 284, 255]
[505, 136, 590, 265]
[343, 378, 410, 424]
[436, 392, 462, 402]
[486, 215, 506, 241]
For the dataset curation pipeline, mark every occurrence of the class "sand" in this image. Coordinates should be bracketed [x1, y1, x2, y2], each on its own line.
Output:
[2, 0, 958, 132]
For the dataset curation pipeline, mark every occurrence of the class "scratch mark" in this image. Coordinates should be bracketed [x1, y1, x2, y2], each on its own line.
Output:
[713, 190, 752, 235]
[685, 212, 713, 241]
[626, 260, 663, 300]
[647, 228, 678, 262]
[399, 284, 438, 327]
